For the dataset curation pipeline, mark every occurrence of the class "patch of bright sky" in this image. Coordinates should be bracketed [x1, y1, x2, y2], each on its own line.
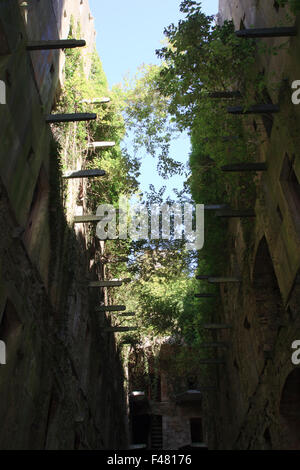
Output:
[89, 0, 219, 200]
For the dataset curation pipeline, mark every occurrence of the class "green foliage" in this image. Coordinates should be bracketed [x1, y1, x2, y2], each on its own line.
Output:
[55, 19, 140, 217]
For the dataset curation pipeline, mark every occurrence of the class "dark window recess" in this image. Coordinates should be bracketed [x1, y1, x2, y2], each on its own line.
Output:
[190, 418, 204, 443]
[44, 385, 60, 448]
[0, 299, 22, 354]
[273, 1, 280, 12]
[261, 114, 274, 138]
[286, 270, 300, 323]
[264, 428, 272, 449]
[280, 369, 300, 449]
[5, 69, 12, 87]
[74, 431, 81, 450]
[253, 119, 258, 132]
[131, 414, 150, 446]
[253, 237, 284, 351]
[151, 415, 163, 450]
[280, 154, 300, 232]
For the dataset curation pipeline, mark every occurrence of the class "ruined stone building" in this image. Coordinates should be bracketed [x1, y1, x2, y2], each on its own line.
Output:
[199, 0, 300, 450]
[0, 0, 128, 450]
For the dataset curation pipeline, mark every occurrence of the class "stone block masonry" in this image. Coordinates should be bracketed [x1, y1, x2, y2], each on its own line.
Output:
[0, 0, 128, 450]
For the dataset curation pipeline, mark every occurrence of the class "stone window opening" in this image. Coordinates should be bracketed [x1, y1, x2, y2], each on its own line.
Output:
[263, 427, 272, 449]
[285, 269, 300, 323]
[187, 375, 198, 390]
[149, 372, 161, 402]
[0, 19, 10, 56]
[131, 414, 150, 448]
[279, 369, 300, 449]
[259, 87, 274, 138]
[150, 415, 163, 449]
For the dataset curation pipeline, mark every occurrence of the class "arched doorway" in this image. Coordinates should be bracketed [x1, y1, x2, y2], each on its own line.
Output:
[253, 237, 284, 353]
[280, 369, 300, 449]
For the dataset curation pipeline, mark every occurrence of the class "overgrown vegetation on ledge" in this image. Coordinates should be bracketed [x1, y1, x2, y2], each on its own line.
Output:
[54, 19, 140, 215]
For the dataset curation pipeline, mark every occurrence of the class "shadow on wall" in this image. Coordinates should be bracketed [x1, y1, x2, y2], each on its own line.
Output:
[280, 368, 300, 450]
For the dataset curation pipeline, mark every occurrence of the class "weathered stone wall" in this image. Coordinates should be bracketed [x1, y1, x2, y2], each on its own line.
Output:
[202, 0, 300, 450]
[19, 0, 96, 109]
[0, 0, 128, 450]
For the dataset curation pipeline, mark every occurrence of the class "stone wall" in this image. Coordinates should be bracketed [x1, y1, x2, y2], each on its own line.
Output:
[0, 0, 128, 450]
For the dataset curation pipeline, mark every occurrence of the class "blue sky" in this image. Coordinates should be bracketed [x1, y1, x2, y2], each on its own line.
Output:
[89, 0, 219, 199]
